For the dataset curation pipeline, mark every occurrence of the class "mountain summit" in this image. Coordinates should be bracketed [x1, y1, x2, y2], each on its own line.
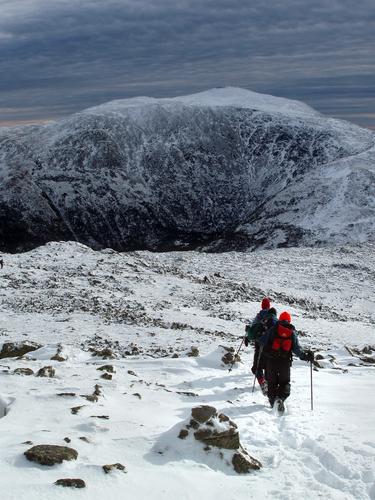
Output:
[0, 87, 374, 252]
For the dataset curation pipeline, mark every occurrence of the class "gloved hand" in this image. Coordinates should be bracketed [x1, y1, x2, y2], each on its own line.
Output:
[301, 349, 314, 362]
[244, 336, 249, 347]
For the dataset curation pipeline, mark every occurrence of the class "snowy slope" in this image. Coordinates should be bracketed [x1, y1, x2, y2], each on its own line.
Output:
[0, 242, 374, 499]
[0, 87, 374, 252]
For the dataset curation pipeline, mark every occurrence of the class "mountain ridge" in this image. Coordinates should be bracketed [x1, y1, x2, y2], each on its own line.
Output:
[0, 87, 374, 252]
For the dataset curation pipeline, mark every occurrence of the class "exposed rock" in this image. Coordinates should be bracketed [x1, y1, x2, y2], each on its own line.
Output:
[178, 429, 189, 440]
[232, 451, 262, 473]
[79, 436, 90, 443]
[63, 437, 71, 443]
[101, 372, 112, 380]
[57, 392, 76, 397]
[55, 478, 86, 488]
[81, 394, 98, 403]
[14, 368, 34, 376]
[90, 415, 109, 419]
[97, 364, 115, 373]
[127, 370, 137, 376]
[191, 405, 217, 423]
[36, 366, 55, 378]
[24, 445, 78, 466]
[132, 393, 142, 399]
[50, 354, 66, 362]
[71, 405, 85, 415]
[221, 345, 241, 366]
[0, 341, 41, 359]
[103, 463, 127, 474]
[93, 384, 102, 396]
[180, 406, 262, 473]
[92, 348, 115, 359]
[187, 346, 199, 357]
[194, 427, 240, 450]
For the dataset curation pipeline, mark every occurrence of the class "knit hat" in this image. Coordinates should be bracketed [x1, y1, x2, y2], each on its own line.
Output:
[279, 311, 291, 323]
[261, 297, 271, 310]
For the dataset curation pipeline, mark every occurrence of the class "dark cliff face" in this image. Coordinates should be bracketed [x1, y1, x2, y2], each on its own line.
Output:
[0, 93, 374, 253]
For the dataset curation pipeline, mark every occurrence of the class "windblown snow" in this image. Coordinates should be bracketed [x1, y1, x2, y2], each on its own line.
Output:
[0, 241, 374, 499]
[0, 87, 374, 252]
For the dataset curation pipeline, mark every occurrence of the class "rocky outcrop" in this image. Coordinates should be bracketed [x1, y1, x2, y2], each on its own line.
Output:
[103, 463, 127, 474]
[0, 342, 41, 359]
[36, 366, 55, 378]
[14, 368, 34, 376]
[24, 445, 78, 466]
[179, 405, 261, 473]
[55, 478, 86, 488]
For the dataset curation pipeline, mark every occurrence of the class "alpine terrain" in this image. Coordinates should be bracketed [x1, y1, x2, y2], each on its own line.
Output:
[0, 87, 374, 252]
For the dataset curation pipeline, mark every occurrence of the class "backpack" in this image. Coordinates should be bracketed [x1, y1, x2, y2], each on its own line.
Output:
[270, 322, 293, 355]
[245, 310, 275, 341]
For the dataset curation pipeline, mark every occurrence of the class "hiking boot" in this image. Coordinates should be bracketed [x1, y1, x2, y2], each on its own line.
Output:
[276, 398, 285, 413]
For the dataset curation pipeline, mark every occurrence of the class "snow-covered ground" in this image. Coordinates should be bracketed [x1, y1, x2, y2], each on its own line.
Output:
[0, 242, 374, 499]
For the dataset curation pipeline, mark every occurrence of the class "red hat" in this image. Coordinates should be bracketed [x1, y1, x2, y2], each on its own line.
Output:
[279, 311, 291, 323]
[261, 297, 271, 310]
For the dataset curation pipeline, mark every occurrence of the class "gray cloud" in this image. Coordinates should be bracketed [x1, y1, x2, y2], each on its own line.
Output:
[0, 0, 374, 127]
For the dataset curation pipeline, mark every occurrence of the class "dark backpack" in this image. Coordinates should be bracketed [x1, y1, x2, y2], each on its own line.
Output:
[245, 310, 275, 341]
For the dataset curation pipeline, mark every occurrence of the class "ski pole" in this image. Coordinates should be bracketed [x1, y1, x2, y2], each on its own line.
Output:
[228, 337, 244, 372]
[252, 344, 263, 394]
[310, 360, 314, 411]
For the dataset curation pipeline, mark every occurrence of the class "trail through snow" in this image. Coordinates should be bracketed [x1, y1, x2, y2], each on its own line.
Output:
[0, 242, 374, 499]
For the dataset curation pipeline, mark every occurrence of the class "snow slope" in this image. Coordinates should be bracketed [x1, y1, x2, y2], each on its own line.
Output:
[0, 87, 374, 252]
[0, 241, 374, 499]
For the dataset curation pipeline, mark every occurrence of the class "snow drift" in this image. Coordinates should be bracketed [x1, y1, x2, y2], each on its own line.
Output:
[0, 87, 374, 252]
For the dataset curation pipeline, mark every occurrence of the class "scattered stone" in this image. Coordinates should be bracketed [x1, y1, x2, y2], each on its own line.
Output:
[36, 366, 55, 378]
[172, 353, 179, 358]
[91, 348, 115, 359]
[97, 365, 115, 373]
[191, 405, 217, 423]
[176, 391, 198, 397]
[22, 441, 33, 445]
[103, 463, 127, 474]
[0, 341, 41, 359]
[71, 405, 85, 415]
[81, 394, 99, 403]
[90, 415, 109, 419]
[51, 354, 66, 362]
[57, 392, 76, 397]
[79, 436, 90, 443]
[63, 437, 71, 443]
[132, 393, 142, 399]
[187, 346, 199, 357]
[221, 345, 241, 366]
[127, 370, 137, 376]
[100, 372, 112, 380]
[55, 478, 86, 488]
[178, 429, 189, 440]
[24, 445, 78, 466]
[14, 368, 34, 376]
[93, 384, 102, 396]
[232, 451, 262, 473]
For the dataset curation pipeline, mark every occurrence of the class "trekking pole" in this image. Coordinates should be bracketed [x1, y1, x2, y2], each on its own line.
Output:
[228, 337, 244, 372]
[252, 345, 263, 394]
[310, 360, 314, 411]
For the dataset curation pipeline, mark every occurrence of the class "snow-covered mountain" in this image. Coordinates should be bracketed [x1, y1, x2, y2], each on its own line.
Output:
[0, 87, 374, 252]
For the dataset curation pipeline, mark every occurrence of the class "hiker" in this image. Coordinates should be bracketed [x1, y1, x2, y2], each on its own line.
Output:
[259, 311, 314, 412]
[244, 298, 277, 395]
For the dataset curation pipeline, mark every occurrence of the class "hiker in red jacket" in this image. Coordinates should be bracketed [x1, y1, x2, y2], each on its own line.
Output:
[259, 311, 314, 412]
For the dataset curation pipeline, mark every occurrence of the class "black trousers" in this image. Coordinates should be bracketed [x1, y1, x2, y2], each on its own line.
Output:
[252, 342, 266, 379]
[266, 357, 291, 406]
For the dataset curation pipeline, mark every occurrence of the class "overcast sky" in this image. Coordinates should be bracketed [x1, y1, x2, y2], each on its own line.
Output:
[0, 0, 374, 128]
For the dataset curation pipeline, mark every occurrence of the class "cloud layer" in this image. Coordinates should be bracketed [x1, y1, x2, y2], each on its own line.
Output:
[1, 0, 374, 127]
